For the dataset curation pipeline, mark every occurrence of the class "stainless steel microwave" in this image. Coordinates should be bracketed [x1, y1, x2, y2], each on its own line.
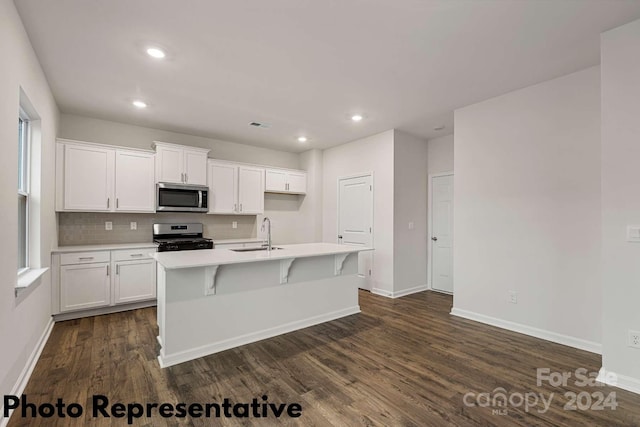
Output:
[156, 183, 208, 212]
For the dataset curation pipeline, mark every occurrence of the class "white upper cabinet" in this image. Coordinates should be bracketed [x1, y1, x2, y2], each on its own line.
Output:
[56, 139, 155, 212]
[265, 169, 287, 192]
[208, 160, 264, 215]
[114, 150, 155, 212]
[183, 149, 208, 185]
[153, 141, 209, 185]
[287, 171, 307, 194]
[155, 144, 183, 184]
[265, 168, 307, 194]
[208, 161, 238, 214]
[63, 143, 114, 211]
[238, 166, 265, 214]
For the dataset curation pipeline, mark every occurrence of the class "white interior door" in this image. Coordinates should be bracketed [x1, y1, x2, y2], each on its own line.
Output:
[338, 174, 373, 290]
[431, 174, 454, 293]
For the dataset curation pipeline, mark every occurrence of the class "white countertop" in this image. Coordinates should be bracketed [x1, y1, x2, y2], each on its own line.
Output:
[52, 242, 158, 253]
[214, 238, 263, 245]
[152, 243, 372, 270]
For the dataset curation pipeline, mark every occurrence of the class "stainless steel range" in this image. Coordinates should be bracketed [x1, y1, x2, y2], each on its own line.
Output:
[153, 223, 213, 252]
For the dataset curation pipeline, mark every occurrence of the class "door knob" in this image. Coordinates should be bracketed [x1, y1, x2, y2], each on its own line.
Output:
[431, 237, 438, 241]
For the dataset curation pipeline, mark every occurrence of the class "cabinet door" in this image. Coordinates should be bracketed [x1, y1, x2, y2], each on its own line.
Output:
[114, 260, 156, 304]
[265, 169, 287, 192]
[64, 144, 114, 210]
[238, 166, 264, 214]
[115, 150, 155, 212]
[287, 172, 307, 194]
[184, 149, 208, 185]
[155, 145, 184, 184]
[208, 162, 238, 213]
[60, 263, 111, 312]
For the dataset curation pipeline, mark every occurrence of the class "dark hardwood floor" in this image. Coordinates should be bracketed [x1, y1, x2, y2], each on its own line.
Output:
[8, 290, 640, 426]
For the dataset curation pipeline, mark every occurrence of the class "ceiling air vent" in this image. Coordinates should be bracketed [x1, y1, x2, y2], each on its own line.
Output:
[249, 122, 270, 129]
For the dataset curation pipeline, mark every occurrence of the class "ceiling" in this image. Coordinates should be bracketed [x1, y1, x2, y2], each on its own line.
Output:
[14, 0, 640, 153]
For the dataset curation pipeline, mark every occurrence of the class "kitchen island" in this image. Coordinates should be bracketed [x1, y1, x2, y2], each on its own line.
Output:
[151, 243, 372, 367]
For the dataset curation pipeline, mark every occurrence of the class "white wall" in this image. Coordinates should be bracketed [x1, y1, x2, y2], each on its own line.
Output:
[601, 19, 640, 390]
[0, 0, 59, 419]
[427, 133, 454, 175]
[323, 130, 395, 294]
[452, 66, 602, 349]
[298, 149, 323, 243]
[59, 114, 300, 169]
[393, 130, 428, 294]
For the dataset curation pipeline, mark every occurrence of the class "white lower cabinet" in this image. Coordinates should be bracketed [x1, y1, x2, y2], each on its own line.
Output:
[53, 246, 157, 318]
[60, 263, 111, 312]
[114, 259, 156, 304]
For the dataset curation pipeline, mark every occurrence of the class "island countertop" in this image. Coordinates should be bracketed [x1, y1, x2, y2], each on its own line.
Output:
[151, 242, 372, 270]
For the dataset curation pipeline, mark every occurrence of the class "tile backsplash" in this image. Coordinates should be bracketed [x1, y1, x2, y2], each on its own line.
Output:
[58, 212, 257, 246]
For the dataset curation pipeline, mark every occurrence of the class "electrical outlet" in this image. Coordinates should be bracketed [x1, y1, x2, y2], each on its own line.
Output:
[629, 330, 640, 348]
[105, 221, 112, 231]
[408, 221, 414, 230]
[232, 221, 238, 229]
[130, 222, 137, 230]
[509, 291, 518, 304]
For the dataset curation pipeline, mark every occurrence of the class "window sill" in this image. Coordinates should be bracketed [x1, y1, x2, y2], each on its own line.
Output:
[16, 267, 48, 297]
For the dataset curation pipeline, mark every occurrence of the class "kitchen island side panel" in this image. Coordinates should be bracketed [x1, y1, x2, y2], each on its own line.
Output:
[158, 255, 360, 367]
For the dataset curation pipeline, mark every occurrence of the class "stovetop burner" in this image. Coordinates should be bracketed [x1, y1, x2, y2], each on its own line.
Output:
[153, 223, 214, 252]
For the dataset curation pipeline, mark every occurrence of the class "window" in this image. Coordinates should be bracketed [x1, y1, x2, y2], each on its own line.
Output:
[18, 111, 29, 273]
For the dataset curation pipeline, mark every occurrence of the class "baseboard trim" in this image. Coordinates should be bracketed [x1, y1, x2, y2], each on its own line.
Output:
[158, 306, 361, 368]
[53, 300, 156, 322]
[450, 307, 602, 354]
[371, 285, 428, 299]
[391, 284, 429, 298]
[371, 287, 392, 297]
[1, 317, 54, 427]
[597, 367, 640, 395]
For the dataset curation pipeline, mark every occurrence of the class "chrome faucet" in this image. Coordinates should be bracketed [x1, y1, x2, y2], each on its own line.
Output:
[261, 217, 272, 251]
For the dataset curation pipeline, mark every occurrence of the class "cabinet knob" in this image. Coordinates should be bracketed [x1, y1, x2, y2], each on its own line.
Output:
[431, 237, 438, 241]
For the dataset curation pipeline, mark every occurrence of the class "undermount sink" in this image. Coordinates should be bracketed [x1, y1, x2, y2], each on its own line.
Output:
[229, 246, 283, 252]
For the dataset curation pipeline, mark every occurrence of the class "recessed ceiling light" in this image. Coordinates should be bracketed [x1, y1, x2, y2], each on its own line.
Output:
[146, 47, 166, 59]
[351, 114, 363, 122]
[132, 100, 147, 108]
[297, 136, 308, 143]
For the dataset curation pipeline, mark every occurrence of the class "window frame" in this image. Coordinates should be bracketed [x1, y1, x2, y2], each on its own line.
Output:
[18, 109, 30, 275]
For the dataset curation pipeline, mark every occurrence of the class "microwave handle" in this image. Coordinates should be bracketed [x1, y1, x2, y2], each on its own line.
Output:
[198, 190, 203, 208]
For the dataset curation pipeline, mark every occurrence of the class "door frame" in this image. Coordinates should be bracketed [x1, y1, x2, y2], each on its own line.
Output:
[337, 172, 375, 287]
[427, 171, 454, 293]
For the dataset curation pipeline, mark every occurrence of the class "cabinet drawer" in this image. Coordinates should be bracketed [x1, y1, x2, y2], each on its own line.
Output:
[60, 251, 110, 265]
[112, 248, 156, 261]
